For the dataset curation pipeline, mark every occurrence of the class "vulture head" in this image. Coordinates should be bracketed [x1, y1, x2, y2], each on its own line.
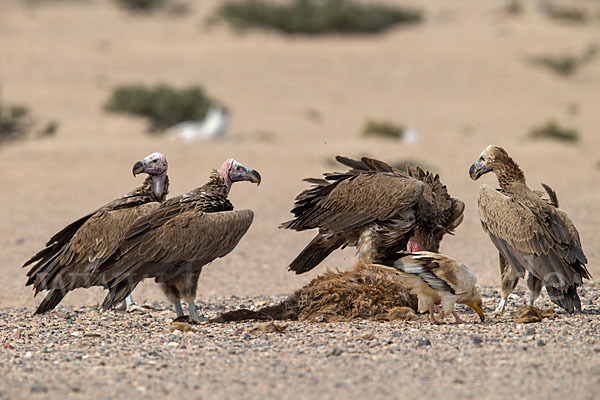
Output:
[133, 152, 168, 177]
[219, 159, 261, 192]
[468, 145, 509, 180]
[133, 152, 169, 199]
[469, 145, 525, 188]
[460, 289, 485, 322]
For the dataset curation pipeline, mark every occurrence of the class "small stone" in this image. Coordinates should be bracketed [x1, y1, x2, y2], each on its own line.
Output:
[167, 342, 178, 348]
[23, 352, 33, 359]
[593, 346, 600, 353]
[416, 337, 431, 347]
[30, 385, 47, 393]
[525, 328, 536, 336]
[329, 347, 343, 356]
[71, 331, 81, 337]
[392, 331, 402, 338]
[470, 335, 483, 345]
[315, 315, 326, 323]
[537, 340, 546, 347]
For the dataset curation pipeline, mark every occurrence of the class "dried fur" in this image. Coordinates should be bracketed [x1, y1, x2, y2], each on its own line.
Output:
[212, 263, 418, 323]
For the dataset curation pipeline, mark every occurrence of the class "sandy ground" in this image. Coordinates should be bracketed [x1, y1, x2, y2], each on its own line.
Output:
[1, 0, 599, 398]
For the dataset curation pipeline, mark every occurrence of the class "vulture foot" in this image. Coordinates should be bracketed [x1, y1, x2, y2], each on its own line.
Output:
[428, 305, 441, 325]
[451, 310, 466, 324]
[493, 298, 507, 316]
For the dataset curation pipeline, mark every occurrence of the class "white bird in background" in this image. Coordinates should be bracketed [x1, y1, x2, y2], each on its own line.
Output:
[166, 105, 230, 142]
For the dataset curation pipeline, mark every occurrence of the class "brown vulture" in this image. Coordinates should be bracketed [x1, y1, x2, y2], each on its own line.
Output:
[374, 251, 484, 324]
[469, 145, 590, 313]
[98, 159, 261, 322]
[281, 156, 465, 274]
[23, 152, 169, 313]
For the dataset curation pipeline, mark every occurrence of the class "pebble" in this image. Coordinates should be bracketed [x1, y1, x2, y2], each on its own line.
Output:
[416, 337, 431, 347]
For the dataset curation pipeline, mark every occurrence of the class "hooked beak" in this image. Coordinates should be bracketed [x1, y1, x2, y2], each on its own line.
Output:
[247, 169, 261, 185]
[469, 160, 491, 181]
[467, 302, 485, 322]
[132, 160, 145, 177]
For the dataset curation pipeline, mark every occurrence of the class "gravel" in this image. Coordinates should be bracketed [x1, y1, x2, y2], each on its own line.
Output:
[1, 282, 599, 399]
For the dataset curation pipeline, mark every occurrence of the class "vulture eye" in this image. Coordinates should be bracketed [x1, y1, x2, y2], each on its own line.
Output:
[236, 166, 242, 171]
[478, 156, 484, 162]
[153, 159, 158, 163]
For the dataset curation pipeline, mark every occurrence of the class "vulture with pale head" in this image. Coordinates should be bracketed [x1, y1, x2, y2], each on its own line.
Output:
[24, 152, 170, 313]
[374, 251, 484, 324]
[98, 159, 261, 322]
[469, 145, 590, 313]
[281, 156, 465, 274]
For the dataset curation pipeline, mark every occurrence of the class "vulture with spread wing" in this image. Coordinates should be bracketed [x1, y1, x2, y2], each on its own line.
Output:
[469, 145, 590, 313]
[281, 156, 465, 274]
[99, 159, 261, 322]
[24, 152, 169, 313]
[374, 251, 484, 324]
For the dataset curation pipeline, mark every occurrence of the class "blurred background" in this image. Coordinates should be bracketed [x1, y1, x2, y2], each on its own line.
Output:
[1, 0, 599, 308]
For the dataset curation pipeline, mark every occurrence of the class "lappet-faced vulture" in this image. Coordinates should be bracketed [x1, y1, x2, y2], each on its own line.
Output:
[469, 145, 591, 313]
[281, 156, 465, 274]
[374, 251, 484, 324]
[23, 152, 169, 313]
[98, 159, 261, 322]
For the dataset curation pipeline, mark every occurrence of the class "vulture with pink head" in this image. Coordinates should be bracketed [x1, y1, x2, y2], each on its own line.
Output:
[98, 159, 261, 322]
[281, 156, 465, 274]
[24, 152, 170, 313]
[469, 145, 590, 313]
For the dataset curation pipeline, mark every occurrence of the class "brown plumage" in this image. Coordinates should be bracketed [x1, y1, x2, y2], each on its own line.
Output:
[23, 152, 169, 313]
[281, 156, 465, 274]
[98, 159, 261, 322]
[469, 145, 590, 313]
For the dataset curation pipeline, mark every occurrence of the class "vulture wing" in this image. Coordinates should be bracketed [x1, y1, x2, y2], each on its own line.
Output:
[100, 208, 253, 308]
[478, 185, 589, 300]
[24, 191, 162, 313]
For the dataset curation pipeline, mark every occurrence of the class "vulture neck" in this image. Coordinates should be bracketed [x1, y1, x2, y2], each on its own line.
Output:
[210, 169, 232, 196]
[494, 156, 526, 191]
[144, 174, 169, 202]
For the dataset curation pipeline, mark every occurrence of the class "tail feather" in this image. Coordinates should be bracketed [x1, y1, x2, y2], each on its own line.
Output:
[545, 285, 581, 313]
[102, 282, 137, 310]
[288, 234, 345, 275]
[35, 289, 66, 314]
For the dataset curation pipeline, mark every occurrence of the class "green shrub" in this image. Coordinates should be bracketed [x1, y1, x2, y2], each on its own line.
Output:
[542, 2, 589, 23]
[529, 45, 597, 76]
[0, 100, 57, 144]
[529, 120, 579, 143]
[114, 0, 164, 12]
[390, 159, 435, 173]
[362, 120, 405, 139]
[105, 84, 217, 131]
[214, 0, 422, 35]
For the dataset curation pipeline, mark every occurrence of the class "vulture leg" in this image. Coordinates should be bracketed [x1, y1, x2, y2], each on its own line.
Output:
[174, 300, 184, 318]
[188, 300, 207, 323]
[451, 310, 466, 324]
[428, 305, 440, 325]
[494, 253, 520, 315]
[123, 295, 150, 313]
[526, 273, 543, 306]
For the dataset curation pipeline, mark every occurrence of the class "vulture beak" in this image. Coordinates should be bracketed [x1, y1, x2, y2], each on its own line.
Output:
[467, 302, 485, 322]
[228, 161, 261, 185]
[247, 169, 261, 185]
[132, 160, 145, 177]
[469, 160, 491, 181]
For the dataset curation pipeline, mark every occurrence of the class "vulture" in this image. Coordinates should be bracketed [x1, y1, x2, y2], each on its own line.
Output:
[98, 159, 261, 322]
[23, 152, 170, 314]
[281, 156, 465, 274]
[469, 145, 590, 313]
[374, 251, 484, 324]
